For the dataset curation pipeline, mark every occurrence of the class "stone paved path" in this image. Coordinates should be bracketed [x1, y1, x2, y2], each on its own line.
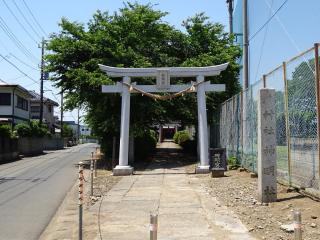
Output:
[93, 142, 255, 240]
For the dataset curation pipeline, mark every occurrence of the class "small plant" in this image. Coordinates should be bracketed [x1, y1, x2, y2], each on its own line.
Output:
[14, 121, 51, 138]
[30, 120, 51, 137]
[15, 123, 32, 137]
[228, 156, 240, 170]
[173, 130, 190, 145]
[0, 124, 12, 138]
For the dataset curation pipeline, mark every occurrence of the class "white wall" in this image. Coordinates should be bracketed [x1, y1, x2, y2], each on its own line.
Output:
[14, 89, 30, 122]
[0, 87, 30, 123]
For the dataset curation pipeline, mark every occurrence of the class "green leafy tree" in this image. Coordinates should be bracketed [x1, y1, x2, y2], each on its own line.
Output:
[62, 124, 74, 138]
[46, 3, 241, 149]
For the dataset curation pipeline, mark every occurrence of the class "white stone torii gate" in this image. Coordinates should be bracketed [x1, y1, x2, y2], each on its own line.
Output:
[99, 63, 228, 176]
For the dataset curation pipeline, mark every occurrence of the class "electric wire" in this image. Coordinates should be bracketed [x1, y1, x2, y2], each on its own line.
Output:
[1, 0, 39, 44]
[249, 0, 289, 42]
[0, 53, 39, 84]
[9, 53, 39, 71]
[253, 0, 274, 83]
[0, 16, 39, 63]
[0, 53, 60, 104]
[263, 0, 315, 75]
[11, 0, 42, 39]
[21, 0, 47, 37]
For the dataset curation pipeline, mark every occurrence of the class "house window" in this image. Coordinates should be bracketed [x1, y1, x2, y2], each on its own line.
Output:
[17, 96, 28, 111]
[48, 105, 52, 113]
[0, 93, 11, 105]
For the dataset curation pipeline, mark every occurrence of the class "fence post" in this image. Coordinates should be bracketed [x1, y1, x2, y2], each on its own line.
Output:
[94, 148, 98, 178]
[90, 152, 94, 197]
[314, 43, 320, 180]
[150, 213, 158, 240]
[240, 91, 244, 165]
[78, 162, 84, 240]
[283, 61, 292, 185]
[294, 211, 302, 240]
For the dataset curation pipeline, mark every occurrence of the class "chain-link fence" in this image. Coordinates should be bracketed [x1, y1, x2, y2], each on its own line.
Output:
[220, 44, 320, 193]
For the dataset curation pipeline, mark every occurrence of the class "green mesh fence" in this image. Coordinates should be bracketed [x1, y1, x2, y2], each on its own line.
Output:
[219, 94, 243, 164]
[286, 48, 319, 189]
[220, 45, 320, 192]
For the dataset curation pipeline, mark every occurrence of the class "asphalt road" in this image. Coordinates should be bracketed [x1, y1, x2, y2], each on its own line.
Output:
[0, 143, 97, 240]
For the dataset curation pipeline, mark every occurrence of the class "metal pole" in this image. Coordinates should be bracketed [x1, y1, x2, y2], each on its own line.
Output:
[60, 91, 64, 138]
[227, 0, 234, 34]
[263, 74, 267, 88]
[90, 152, 94, 197]
[39, 38, 45, 125]
[243, 0, 249, 89]
[150, 213, 158, 240]
[77, 107, 80, 144]
[314, 43, 320, 179]
[294, 211, 302, 240]
[78, 162, 84, 240]
[283, 61, 292, 185]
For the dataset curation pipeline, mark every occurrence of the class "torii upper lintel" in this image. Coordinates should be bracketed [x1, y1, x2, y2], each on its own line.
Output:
[98, 63, 229, 77]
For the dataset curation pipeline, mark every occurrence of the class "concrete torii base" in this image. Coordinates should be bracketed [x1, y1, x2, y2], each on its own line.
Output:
[195, 165, 210, 174]
[113, 165, 134, 176]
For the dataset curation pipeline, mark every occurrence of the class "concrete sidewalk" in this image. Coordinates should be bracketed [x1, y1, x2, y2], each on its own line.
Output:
[91, 143, 255, 239]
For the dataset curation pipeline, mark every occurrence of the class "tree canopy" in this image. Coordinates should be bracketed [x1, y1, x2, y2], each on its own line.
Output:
[46, 3, 241, 141]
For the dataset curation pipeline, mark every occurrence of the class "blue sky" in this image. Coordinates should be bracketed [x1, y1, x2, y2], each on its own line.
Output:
[0, 0, 229, 123]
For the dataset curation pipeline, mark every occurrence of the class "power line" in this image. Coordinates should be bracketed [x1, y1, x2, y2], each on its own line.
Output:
[0, 16, 39, 63]
[11, 0, 42, 39]
[9, 53, 39, 71]
[1, 0, 39, 44]
[254, 0, 274, 82]
[0, 53, 39, 84]
[21, 0, 47, 37]
[0, 53, 59, 102]
[249, 0, 289, 42]
[263, 0, 315, 75]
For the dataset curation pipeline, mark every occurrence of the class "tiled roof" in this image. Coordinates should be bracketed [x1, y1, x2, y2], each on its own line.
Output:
[28, 90, 59, 106]
[0, 79, 33, 97]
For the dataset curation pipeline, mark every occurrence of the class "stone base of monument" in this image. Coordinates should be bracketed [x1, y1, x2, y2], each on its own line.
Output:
[195, 165, 210, 174]
[113, 165, 134, 176]
[211, 168, 225, 178]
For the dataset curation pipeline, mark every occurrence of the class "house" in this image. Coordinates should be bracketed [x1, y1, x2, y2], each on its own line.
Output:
[28, 90, 59, 132]
[80, 125, 91, 136]
[63, 121, 92, 137]
[0, 80, 32, 125]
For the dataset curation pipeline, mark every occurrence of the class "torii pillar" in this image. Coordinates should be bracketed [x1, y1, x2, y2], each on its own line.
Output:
[100, 64, 228, 175]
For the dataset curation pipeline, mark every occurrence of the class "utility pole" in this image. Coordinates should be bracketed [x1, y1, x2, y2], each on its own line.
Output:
[60, 91, 64, 138]
[39, 38, 45, 124]
[243, 0, 249, 89]
[226, 0, 234, 34]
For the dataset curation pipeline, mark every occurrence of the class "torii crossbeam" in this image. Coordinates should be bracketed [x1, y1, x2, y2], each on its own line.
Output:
[99, 63, 228, 175]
